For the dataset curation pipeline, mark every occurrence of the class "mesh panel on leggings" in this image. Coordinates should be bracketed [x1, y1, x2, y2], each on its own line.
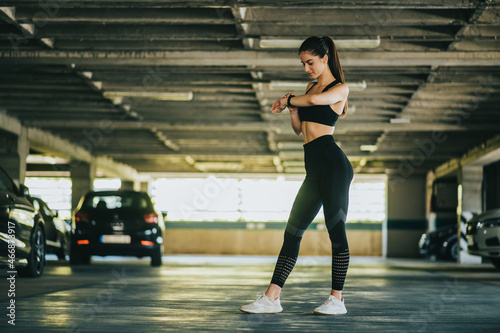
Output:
[331, 251, 350, 291]
[270, 255, 298, 288]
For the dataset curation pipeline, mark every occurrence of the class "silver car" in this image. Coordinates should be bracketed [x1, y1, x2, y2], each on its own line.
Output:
[466, 208, 500, 269]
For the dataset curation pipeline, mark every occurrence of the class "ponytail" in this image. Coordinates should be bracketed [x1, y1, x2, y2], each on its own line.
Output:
[299, 36, 348, 117]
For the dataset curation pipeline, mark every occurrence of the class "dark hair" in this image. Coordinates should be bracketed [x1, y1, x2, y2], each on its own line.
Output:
[299, 36, 348, 117]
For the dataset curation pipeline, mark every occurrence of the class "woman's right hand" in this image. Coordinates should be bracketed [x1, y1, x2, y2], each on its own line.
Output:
[271, 98, 284, 113]
[271, 93, 296, 113]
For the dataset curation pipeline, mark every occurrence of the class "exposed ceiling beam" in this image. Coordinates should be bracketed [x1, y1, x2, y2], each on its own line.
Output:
[0, 6, 54, 49]
[28, 127, 138, 180]
[447, 1, 489, 51]
[103, 152, 454, 160]
[1, 1, 499, 176]
[433, 134, 500, 179]
[26, 119, 500, 133]
[2, 50, 500, 67]
[0, 112, 138, 180]
[0, 110, 22, 135]
[0, 0, 482, 9]
[13, 7, 235, 24]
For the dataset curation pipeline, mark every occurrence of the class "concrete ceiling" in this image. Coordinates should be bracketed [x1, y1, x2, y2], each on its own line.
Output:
[1, 1, 500, 176]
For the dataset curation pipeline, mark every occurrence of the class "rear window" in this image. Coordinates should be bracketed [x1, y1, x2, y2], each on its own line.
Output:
[84, 193, 151, 210]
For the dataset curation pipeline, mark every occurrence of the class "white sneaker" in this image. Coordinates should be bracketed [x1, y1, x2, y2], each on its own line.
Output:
[239, 293, 283, 314]
[313, 295, 347, 315]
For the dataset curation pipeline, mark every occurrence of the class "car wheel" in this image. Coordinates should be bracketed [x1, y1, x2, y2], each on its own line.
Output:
[151, 247, 162, 267]
[446, 240, 459, 261]
[19, 226, 46, 278]
[490, 258, 500, 270]
[56, 234, 70, 260]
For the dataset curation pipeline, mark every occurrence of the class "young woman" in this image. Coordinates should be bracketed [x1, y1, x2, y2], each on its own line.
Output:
[240, 36, 353, 315]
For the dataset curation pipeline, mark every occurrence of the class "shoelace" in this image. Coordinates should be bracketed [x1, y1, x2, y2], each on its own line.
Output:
[324, 296, 340, 305]
[255, 292, 279, 305]
[256, 292, 265, 299]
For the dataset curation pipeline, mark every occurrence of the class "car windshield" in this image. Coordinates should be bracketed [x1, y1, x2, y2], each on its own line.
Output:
[85, 193, 150, 210]
[0, 168, 16, 192]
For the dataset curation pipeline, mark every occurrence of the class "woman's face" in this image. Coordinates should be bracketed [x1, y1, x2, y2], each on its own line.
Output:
[299, 51, 328, 80]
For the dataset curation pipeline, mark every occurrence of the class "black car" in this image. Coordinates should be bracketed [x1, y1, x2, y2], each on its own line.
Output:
[0, 166, 46, 277]
[71, 190, 165, 266]
[419, 223, 465, 261]
[29, 197, 71, 260]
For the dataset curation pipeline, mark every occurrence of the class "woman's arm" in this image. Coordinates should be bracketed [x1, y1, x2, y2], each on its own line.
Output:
[279, 83, 349, 116]
[289, 108, 301, 136]
[271, 82, 318, 136]
[271, 93, 302, 135]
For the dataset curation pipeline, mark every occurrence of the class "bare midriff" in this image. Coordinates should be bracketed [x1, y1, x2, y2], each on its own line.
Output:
[301, 121, 334, 144]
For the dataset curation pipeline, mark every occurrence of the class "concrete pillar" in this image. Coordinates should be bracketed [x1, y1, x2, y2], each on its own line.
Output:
[457, 165, 482, 263]
[385, 175, 427, 258]
[71, 161, 96, 211]
[0, 128, 29, 186]
[140, 181, 149, 193]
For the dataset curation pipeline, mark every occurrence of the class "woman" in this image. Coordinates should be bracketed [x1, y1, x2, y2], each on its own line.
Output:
[240, 36, 353, 315]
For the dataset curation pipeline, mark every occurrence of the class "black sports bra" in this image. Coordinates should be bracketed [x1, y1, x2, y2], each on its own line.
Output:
[298, 79, 342, 126]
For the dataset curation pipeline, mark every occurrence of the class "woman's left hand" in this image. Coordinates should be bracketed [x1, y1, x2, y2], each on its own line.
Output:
[271, 98, 284, 113]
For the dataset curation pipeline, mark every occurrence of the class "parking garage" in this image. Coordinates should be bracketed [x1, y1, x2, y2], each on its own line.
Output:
[1, 1, 500, 332]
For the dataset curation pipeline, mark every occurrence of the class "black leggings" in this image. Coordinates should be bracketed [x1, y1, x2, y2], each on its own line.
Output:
[271, 135, 353, 291]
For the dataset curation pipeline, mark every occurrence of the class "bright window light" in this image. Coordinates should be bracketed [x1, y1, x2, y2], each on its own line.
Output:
[24, 177, 125, 220]
[93, 178, 122, 191]
[151, 175, 386, 223]
[24, 177, 72, 220]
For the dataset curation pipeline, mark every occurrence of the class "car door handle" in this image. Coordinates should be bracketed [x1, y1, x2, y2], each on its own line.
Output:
[6, 193, 15, 202]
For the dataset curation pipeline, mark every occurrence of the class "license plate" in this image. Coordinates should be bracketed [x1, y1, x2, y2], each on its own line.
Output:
[101, 235, 131, 244]
[467, 237, 474, 246]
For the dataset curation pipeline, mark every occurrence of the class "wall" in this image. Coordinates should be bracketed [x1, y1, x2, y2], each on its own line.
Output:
[162, 222, 382, 256]
[386, 175, 427, 258]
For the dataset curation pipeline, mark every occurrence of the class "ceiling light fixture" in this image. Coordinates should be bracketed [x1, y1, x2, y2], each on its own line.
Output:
[26, 155, 69, 165]
[360, 145, 378, 152]
[103, 91, 193, 101]
[390, 118, 411, 124]
[194, 162, 245, 172]
[259, 37, 380, 49]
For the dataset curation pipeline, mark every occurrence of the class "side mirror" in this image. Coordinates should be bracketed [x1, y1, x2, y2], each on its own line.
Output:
[19, 184, 30, 197]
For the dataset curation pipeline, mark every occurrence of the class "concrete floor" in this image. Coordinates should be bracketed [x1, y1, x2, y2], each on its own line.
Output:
[1, 255, 499, 332]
